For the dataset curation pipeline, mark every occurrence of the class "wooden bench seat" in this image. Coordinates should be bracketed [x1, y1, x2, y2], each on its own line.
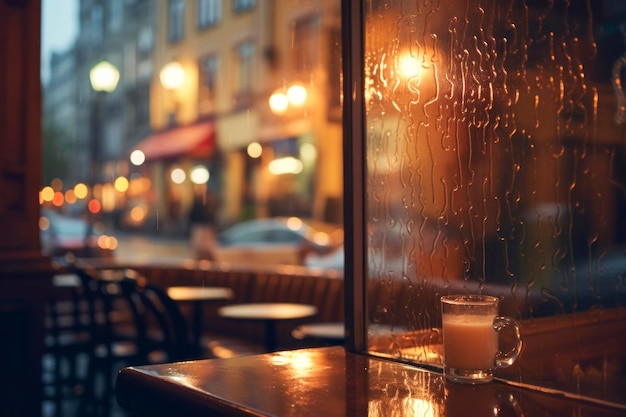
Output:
[125, 264, 346, 352]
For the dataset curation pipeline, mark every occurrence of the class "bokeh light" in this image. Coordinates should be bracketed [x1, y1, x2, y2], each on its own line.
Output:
[247, 142, 263, 158]
[88, 199, 101, 214]
[190, 166, 210, 184]
[130, 150, 146, 166]
[114, 176, 129, 193]
[74, 183, 88, 199]
[170, 168, 186, 184]
[287, 84, 307, 107]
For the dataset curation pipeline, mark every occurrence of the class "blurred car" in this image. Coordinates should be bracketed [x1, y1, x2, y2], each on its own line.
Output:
[305, 245, 345, 271]
[39, 209, 117, 259]
[192, 217, 343, 266]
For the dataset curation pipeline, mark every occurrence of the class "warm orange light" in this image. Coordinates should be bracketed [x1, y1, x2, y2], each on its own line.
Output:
[101, 183, 116, 212]
[269, 91, 288, 115]
[247, 142, 263, 158]
[114, 176, 129, 193]
[129, 205, 147, 224]
[65, 189, 77, 204]
[88, 199, 101, 214]
[52, 191, 64, 207]
[268, 157, 303, 175]
[39, 216, 51, 231]
[98, 235, 119, 250]
[399, 54, 420, 79]
[160, 61, 185, 90]
[41, 186, 55, 202]
[287, 217, 303, 231]
[287, 85, 307, 107]
[74, 183, 88, 199]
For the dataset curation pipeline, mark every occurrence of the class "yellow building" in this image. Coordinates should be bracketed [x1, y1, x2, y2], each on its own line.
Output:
[137, 0, 342, 231]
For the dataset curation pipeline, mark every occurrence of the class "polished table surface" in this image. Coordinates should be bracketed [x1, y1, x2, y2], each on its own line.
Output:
[167, 286, 235, 355]
[166, 286, 234, 301]
[218, 303, 318, 351]
[116, 346, 626, 417]
[218, 302, 318, 320]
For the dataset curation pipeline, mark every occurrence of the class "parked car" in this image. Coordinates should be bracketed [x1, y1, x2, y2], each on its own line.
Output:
[305, 245, 345, 271]
[39, 209, 117, 259]
[192, 217, 343, 266]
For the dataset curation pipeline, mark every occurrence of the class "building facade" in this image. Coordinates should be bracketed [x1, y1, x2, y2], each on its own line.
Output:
[43, 0, 344, 238]
[142, 0, 343, 230]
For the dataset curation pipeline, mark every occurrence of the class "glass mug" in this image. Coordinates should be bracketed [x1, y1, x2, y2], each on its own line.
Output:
[440, 295, 523, 384]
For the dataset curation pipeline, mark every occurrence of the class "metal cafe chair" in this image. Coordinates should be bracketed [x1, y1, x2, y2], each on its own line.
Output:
[44, 265, 200, 417]
[117, 270, 197, 364]
[73, 267, 141, 417]
[43, 265, 138, 417]
[42, 270, 95, 417]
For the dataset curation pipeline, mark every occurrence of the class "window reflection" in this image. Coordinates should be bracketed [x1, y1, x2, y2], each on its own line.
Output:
[361, 0, 626, 407]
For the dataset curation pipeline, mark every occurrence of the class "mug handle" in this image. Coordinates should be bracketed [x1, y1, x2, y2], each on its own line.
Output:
[492, 316, 523, 368]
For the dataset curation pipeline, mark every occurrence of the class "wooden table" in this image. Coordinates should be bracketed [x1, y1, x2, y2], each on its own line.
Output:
[292, 322, 408, 344]
[218, 303, 318, 352]
[116, 346, 626, 417]
[166, 286, 234, 354]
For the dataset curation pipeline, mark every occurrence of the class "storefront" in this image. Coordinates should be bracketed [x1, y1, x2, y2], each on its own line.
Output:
[121, 120, 219, 236]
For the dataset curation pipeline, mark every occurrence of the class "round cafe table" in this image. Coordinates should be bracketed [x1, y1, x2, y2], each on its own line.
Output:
[292, 322, 345, 345]
[167, 286, 234, 355]
[218, 303, 318, 352]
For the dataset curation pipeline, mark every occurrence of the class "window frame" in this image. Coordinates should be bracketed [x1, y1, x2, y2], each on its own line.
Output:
[233, 0, 256, 14]
[168, 0, 185, 43]
[198, 53, 220, 115]
[232, 39, 256, 107]
[340, 0, 366, 353]
[197, 0, 222, 30]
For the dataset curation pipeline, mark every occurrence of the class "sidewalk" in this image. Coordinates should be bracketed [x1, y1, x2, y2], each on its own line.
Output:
[113, 232, 193, 264]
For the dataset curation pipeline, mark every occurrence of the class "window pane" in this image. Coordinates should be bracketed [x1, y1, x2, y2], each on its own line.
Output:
[198, 54, 219, 115]
[233, 0, 256, 14]
[41, 1, 343, 268]
[197, 0, 222, 29]
[292, 15, 320, 74]
[361, 0, 626, 408]
[168, 0, 185, 42]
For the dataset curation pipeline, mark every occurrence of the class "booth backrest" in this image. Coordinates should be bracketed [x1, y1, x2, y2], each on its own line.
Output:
[125, 265, 346, 347]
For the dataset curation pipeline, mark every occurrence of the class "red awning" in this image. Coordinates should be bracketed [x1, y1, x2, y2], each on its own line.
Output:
[134, 122, 215, 161]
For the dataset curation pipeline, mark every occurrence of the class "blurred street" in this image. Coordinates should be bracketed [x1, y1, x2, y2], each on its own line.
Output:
[114, 233, 193, 264]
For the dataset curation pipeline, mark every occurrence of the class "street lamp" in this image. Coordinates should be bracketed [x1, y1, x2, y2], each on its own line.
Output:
[269, 83, 308, 115]
[160, 61, 185, 124]
[87, 60, 119, 250]
[159, 61, 185, 90]
[89, 60, 119, 189]
[90, 60, 120, 93]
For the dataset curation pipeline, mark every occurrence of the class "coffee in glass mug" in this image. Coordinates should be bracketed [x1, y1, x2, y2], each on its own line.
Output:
[441, 295, 523, 383]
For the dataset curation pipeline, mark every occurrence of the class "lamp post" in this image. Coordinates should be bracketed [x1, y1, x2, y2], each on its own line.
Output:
[87, 60, 119, 250]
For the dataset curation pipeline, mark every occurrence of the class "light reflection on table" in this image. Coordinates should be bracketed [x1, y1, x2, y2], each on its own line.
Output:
[167, 286, 234, 355]
[117, 346, 626, 417]
[218, 303, 318, 351]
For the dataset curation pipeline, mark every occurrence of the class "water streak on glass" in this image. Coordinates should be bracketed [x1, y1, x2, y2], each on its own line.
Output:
[364, 0, 626, 408]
